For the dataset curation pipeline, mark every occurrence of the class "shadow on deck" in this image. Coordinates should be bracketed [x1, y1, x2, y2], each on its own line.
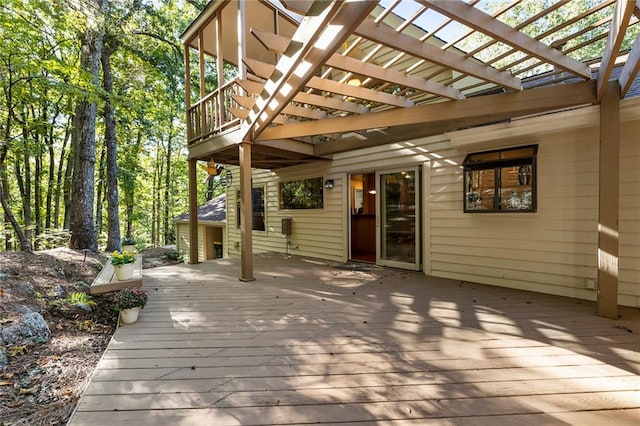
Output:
[69, 253, 640, 425]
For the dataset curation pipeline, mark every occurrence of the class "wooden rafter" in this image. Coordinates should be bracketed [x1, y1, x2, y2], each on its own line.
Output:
[423, 0, 591, 79]
[237, 77, 368, 114]
[597, 0, 636, 100]
[355, 18, 522, 91]
[245, 0, 377, 141]
[244, 57, 413, 108]
[250, 29, 463, 100]
[619, 31, 640, 96]
[254, 80, 595, 142]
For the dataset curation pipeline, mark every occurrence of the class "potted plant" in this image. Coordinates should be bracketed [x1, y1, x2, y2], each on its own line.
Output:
[111, 250, 136, 281]
[121, 237, 137, 252]
[111, 287, 148, 324]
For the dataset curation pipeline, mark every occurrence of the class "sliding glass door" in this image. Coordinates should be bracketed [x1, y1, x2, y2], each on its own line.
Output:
[376, 167, 420, 270]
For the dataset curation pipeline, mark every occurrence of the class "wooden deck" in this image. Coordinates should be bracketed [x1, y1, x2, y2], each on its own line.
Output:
[69, 253, 640, 425]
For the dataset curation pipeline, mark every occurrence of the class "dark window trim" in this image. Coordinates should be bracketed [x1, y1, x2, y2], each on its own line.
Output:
[236, 187, 266, 231]
[463, 145, 537, 213]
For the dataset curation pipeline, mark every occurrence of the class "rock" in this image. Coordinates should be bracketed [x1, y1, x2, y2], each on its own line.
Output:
[74, 303, 93, 313]
[15, 305, 34, 315]
[0, 311, 50, 345]
[0, 273, 8, 282]
[17, 312, 51, 343]
[56, 267, 66, 278]
[15, 282, 35, 297]
[53, 285, 66, 298]
[75, 281, 91, 290]
[0, 348, 7, 369]
[0, 326, 21, 346]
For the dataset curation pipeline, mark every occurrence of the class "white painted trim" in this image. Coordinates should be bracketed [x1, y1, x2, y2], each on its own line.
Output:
[422, 160, 432, 276]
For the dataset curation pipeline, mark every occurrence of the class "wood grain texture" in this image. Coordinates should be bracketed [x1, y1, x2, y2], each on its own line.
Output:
[69, 254, 640, 425]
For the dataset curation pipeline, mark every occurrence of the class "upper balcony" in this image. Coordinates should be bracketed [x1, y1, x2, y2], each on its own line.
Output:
[181, 0, 640, 169]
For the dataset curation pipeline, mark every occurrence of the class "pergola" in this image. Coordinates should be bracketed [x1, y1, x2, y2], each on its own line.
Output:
[180, 0, 640, 318]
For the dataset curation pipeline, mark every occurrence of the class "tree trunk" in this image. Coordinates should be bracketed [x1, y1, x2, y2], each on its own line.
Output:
[62, 138, 74, 230]
[95, 141, 105, 236]
[102, 34, 120, 252]
[53, 118, 71, 229]
[46, 97, 63, 231]
[34, 148, 42, 250]
[0, 145, 30, 251]
[69, 0, 106, 252]
[52, 117, 73, 229]
[123, 130, 142, 240]
[46, 141, 55, 230]
[164, 134, 172, 245]
[14, 130, 32, 249]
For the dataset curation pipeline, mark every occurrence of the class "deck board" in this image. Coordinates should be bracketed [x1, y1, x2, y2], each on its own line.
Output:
[69, 253, 640, 425]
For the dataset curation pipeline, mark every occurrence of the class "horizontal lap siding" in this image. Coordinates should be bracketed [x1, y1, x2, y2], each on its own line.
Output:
[175, 223, 205, 262]
[227, 166, 346, 262]
[427, 127, 599, 302]
[221, 100, 639, 307]
[619, 119, 640, 307]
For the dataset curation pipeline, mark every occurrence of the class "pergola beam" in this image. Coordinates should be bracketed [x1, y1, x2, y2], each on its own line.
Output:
[355, 18, 522, 91]
[238, 78, 368, 114]
[619, 31, 640, 96]
[244, 57, 413, 107]
[423, 0, 591, 80]
[245, 0, 377, 141]
[596, 0, 636, 100]
[251, 28, 463, 100]
[255, 80, 595, 142]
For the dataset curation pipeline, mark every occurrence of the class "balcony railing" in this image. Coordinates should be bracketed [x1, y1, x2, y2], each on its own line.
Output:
[187, 80, 242, 144]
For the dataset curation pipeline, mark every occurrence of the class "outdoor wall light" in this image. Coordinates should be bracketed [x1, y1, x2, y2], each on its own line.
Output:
[324, 179, 334, 189]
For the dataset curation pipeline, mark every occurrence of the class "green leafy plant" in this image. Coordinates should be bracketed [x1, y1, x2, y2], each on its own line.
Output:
[111, 251, 135, 266]
[121, 237, 137, 246]
[111, 287, 148, 311]
[165, 250, 184, 262]
[65, 291, 97, 308]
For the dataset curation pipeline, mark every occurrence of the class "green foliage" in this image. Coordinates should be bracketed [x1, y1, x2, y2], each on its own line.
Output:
[0, 0, 200, 252]
[8, 345, 28, 357]
[280, 177, 324, 210]
[65, 291, 97, 308]
[164, 249, 184, 262]
[121, 237, 137, 245]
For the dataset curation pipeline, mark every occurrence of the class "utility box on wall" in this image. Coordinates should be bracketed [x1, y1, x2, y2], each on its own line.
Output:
[281, 217, 292, 235]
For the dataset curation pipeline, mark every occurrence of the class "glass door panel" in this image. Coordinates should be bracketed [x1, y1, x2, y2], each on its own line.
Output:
[377, 167, 420, 270]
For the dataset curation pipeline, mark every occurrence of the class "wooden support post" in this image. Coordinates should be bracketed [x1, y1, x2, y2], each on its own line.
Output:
[239, 142, 254, 281]
[237, 0, 246, 80]
[198, 29, 206, 131]
[184, 45, 192, 142]
[597, 81, 620, 319]
[216, 11, 225, 127]
[188, 159, 199, 264]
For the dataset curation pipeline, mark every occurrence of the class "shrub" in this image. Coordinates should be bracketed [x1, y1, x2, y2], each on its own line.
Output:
[111, 287, 148, 311]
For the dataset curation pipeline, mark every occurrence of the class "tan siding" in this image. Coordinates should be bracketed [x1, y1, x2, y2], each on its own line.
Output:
[220, 100, 640, 307]
[176, 223, 189, 255]
[226, 167, 346, 261]
[175, 223, 205, 262]
[619, 117, 640, 307]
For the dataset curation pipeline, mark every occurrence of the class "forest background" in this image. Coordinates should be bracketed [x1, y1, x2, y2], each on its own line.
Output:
[0, 0, 216, 254]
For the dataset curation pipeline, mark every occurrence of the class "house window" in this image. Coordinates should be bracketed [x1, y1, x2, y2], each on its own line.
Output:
[236, 187, 265, 231]
[280, 177, 324, 210]
[463, 145, 537, 213]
